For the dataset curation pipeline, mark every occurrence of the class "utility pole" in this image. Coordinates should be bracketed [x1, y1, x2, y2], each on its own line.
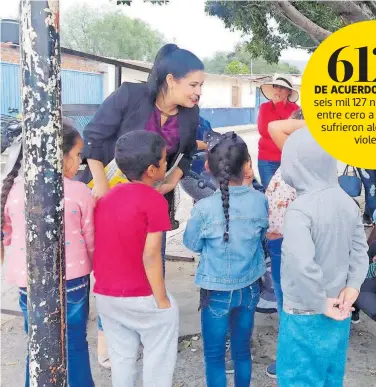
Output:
[20, 0, 67, 385]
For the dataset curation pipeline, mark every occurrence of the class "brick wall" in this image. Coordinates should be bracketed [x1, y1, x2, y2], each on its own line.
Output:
[0, 43, 102, 73]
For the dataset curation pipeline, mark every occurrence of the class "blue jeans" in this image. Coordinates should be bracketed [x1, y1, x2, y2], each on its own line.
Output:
[19, 275, 94, 387]
[277, 311, 351, 387]
[267, 238, 283, 314]
[357, 169, 376, 218]
[201, 282, 260, 387]
[258, 160, 280, 190]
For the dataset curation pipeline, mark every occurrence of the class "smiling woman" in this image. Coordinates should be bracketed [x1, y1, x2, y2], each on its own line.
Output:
[80, 43, 204, 264]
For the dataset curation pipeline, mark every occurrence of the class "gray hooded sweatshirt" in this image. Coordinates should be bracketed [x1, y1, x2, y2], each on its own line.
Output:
[280, 128, 369, 314]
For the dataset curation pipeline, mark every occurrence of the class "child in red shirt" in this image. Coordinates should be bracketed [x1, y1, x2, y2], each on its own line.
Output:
[93, 131, 178, 387]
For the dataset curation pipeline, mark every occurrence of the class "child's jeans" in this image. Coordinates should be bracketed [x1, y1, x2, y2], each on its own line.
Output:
[267, 237, 283, 314]
[357, 168, 376, 218]
[19, 275, 94, 387]
[96, 293, 179, 387]
[201, 281, 260, 387]
[277, 310, 351, 387]
[258, 160, 280, 190]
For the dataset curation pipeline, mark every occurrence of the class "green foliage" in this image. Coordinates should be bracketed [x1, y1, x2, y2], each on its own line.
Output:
[61, 4, 165, 61]
[203, 43, 300, 75]
[205, 1, 375, 63]
[224, 61, 249, 75]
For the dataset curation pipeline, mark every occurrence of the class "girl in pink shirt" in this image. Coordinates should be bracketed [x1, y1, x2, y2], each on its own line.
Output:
[1, 122, 95, 386]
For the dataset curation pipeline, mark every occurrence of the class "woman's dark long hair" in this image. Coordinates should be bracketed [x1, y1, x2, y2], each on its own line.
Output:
[207, 133, 249, 242]
[147, 43, 204, 102]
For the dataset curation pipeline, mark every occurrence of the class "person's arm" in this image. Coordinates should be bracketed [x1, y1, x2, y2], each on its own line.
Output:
[196, 140, 208, 151]
[143, 194, 171, 308]
[183, 206, 205, 253]
[282, 208, 327, 313]
[177, 107, 200, 177]
[157, 167, 184, 195]
[347, 213, 369, 289]
[83, 83, 130, 197]
[79, 186, 96, 260]
[257, 103, 269, 138]
[337, 213, 369, 314]
[268, 119, 306, 150]
[143, 231, 170, 309]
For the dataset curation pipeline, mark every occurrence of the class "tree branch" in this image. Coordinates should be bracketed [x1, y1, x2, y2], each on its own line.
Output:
[325, 1, 371, 23]
[274, 1, 331, 42]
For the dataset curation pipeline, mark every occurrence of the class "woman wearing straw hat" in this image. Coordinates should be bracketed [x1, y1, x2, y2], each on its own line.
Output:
[257, 75, 300, 189]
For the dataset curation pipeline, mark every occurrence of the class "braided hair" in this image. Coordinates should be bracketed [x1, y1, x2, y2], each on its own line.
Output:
[207, 133, 249, 242]
[1, 150, 23, 231]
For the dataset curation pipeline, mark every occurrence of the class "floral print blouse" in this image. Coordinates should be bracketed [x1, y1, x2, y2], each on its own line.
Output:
[265, 167, 297, 235]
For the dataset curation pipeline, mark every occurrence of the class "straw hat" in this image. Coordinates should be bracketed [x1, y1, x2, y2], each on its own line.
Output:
[260, 75, 299, 103]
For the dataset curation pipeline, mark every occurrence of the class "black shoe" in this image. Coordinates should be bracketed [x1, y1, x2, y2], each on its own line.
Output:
[170, 219, 180, 230]
[363, 213, 373, 227]
[351, 311, 360, 325]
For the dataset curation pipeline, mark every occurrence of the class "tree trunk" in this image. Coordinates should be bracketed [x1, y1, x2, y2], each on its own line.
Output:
[274, 1, 331, 42]
[325, 1, 372, 24]
[20, 0, 67, 385]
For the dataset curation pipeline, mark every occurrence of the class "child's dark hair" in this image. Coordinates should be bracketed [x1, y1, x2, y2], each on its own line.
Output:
[207, 133, 249, 242]
[291, 108, 304, 120]
[148, 44, 204, 102]
[1, 120, 81, 231]
[62, 119, 82, 155]
[115, 131, 166, 181]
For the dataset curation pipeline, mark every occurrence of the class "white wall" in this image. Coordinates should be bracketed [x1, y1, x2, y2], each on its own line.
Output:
[200, 77, 233, 108]
[240, 82, 257, 108]
[201, 76, 258, 109]
[121, 67, 148, 83]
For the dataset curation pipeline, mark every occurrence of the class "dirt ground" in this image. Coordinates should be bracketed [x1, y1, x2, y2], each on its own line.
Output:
[1, 303, 376, 386]
[1, 127, 375, 386]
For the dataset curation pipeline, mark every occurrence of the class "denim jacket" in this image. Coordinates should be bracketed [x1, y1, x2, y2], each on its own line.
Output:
[184, 186, 269, 291]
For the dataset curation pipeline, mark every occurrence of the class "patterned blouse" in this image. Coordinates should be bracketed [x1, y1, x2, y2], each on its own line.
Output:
[265, 167, 297, 235]
[144, 108, 180, 156]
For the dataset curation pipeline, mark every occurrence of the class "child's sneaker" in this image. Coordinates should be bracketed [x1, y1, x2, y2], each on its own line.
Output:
[266, 361, 277, 379]
[351, 311, 360, 324]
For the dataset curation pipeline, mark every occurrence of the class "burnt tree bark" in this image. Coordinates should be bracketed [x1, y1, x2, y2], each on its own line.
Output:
[20, 0, 67, 385]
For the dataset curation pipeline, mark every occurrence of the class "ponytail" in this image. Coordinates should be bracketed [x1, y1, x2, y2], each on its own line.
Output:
[148, 43, 204, 102]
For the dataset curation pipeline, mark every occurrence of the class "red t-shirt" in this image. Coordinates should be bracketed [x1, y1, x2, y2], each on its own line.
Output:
[93, 183, 171, 297]
[257, 100, 299, 162]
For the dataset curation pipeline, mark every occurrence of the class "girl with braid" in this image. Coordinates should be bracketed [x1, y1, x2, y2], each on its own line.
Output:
[1, 122, 95, 386]
[184, 132, 269, 387]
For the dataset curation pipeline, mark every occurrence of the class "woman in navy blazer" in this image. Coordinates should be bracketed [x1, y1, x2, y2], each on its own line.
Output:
[82, 44, 205, 201]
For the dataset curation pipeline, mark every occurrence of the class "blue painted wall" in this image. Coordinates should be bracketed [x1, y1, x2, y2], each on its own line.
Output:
[200, 107, 257, 128]
[1, 61, 267, 129]
[0, 62, 104, 115]
[0, 62, 20, 116]
[199, 88, 268, 128]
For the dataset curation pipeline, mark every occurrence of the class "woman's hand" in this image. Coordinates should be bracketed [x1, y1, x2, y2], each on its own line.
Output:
[157, 167, 183, 195]
[87, 159, 110, 199]
[92, 180, 110, 199]
[196, 140, 208, 151]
